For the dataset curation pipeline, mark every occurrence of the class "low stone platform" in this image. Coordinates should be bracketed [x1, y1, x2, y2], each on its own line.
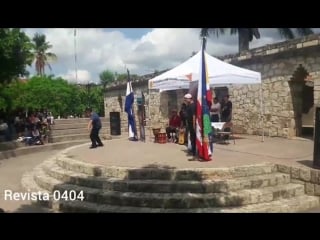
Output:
[21, 135, 320, 213]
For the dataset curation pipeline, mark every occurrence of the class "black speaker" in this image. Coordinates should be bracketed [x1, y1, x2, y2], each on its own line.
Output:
[314, 107, 320, 168]
[110, 112, 121, 136]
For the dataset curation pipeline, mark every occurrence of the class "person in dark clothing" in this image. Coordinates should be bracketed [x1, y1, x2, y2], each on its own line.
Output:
[86, 107, 103, 149]
[184, 93, 196, 157]
[179, 103, 187, 128]
[221, 95, 232, 122]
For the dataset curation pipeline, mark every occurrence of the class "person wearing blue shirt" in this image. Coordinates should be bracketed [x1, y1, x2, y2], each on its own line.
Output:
[86, 107, 104, 149]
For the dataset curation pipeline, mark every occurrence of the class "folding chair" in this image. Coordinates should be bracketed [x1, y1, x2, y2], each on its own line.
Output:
[217, 122, 235, 144]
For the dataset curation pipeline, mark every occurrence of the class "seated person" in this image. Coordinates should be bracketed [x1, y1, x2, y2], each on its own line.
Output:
[166, 109, 181, 142]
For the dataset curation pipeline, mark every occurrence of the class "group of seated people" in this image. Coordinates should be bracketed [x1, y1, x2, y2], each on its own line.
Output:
[21, 113, 48, 145]
[165, 94, 233, 144]
[0, 109, 55, 144]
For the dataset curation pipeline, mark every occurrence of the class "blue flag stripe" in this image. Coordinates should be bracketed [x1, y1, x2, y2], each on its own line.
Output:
[125, 79, 137, 137]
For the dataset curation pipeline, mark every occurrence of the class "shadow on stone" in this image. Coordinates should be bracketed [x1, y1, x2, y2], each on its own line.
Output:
[140, 164, 176, 169]
[296, 160, 315, 168]
[11, 203, 54, 213]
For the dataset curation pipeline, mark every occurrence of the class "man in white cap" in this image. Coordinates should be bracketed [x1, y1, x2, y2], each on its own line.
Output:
[184, 93, 196, 157]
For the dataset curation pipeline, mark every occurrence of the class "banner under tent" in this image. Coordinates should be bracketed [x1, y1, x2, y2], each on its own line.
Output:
[148, 50, 264, 142]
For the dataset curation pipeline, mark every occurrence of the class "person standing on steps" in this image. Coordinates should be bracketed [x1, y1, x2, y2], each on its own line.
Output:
[86, 107, 104, 149]
[184, 93, 196, 157]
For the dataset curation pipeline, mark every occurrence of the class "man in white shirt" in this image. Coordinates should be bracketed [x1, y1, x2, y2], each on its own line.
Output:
[210, 97, 221, 122]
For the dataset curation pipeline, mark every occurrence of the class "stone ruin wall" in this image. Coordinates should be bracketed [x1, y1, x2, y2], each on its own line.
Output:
[224, 34, 320, 137]
[104, 34, 320, 138]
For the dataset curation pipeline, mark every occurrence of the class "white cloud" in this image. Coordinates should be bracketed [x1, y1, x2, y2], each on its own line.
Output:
[23, 28, 320, 82]
[60, 69, 92, 84]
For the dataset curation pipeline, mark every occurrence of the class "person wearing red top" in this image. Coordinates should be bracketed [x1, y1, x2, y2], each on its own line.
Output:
[166, 109, 181, 142]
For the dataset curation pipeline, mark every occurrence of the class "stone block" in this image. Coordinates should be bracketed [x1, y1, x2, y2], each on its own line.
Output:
[314, 184, 320, 196]
[291, 167, 300, 179]
[303, 40, 319, 47]
[310, 170, 319, 184]
[266, 49, 279, 55]
[299, 169, 311, 182]
[305, 183, 315, 195]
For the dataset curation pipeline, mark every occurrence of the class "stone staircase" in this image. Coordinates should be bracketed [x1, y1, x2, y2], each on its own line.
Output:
[50, 118, 152, 143]
[22, 151, 320, 213]
[49, 118, 116, 143]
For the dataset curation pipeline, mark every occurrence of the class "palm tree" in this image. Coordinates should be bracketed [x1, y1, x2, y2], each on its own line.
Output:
[32, 33, 57, 76]
[99, 70, 115, 90]
[200, 28, 314, 53]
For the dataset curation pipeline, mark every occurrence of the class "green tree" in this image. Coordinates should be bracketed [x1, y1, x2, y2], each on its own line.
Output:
[116, 73, 128, 82]
[99, 70, 114, 90]
[32, 33, 57, 76]
[115, 72, 138, 82]
[200, 28, 314, 53]
[1, 75, 104, 118]
[0, 28, 33, 85]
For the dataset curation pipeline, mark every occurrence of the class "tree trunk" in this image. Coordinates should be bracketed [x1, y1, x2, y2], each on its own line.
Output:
[238, 29, 250, 53]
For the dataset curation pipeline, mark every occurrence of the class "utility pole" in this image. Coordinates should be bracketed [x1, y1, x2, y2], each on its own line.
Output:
[74, 28, 78, 83]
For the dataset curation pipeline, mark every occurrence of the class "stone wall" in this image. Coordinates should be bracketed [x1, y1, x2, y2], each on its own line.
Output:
[222, 34, 320, 137]
[277, 164, 320, 196]
[104, 34, 320, 138]
[104, 70, 188, 134]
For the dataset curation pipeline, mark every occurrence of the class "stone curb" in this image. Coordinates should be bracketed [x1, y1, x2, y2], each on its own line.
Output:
[0, 140, 88, 161]
[276, 164, 320, 196]
[58, 195, 320, 213]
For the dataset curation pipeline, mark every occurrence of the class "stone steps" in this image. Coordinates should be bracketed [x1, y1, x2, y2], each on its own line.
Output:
[32, 169, 306, 208]
[49, 134, 95, 143]
[49, 117, 128, 142]
[51, 122, 119, 130]
[21, 166, 61, 212]
[50, 118, 150, 142]
[50, 128, 109, 137]
[22, 166, 318, 213]
[54, 118, 108, 125]
[42, 160, 291, 193]
[55, 195, 320, 213]
[21, 151, 320, 212]
[54, 157, 277, 180]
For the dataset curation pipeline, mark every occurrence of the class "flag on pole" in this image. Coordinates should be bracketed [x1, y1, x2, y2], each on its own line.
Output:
[195, 38, 213, 161]
[125, 69, 138, 141]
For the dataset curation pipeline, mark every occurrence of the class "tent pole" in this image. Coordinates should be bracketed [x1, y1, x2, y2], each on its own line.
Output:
[260, 82, 264, 142]
[148, 88, 152, 142]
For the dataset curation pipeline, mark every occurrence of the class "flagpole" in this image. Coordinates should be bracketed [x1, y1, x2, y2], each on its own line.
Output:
[127, 69, 138, 140]
[74, 28, 78, 83]
[195, 37, 212, 161]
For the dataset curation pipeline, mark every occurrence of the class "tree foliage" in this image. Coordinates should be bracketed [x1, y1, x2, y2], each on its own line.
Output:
[0, 28, 33, 85]
[99, 70, 115, 88]
[200, 28, 314, 53]
[0, 76, 104, 117]
[31, 33, 57, 76]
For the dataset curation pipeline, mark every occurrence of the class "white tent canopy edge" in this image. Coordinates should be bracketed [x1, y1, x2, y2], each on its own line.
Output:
[147, 50, 264, 142]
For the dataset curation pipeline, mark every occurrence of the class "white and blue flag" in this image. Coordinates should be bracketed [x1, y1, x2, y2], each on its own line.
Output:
[124, 69, 138, 140]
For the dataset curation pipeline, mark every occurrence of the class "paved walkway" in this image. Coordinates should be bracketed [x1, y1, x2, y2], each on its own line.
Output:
[67, 135, 315, 169]
[0, 150, 59, 213]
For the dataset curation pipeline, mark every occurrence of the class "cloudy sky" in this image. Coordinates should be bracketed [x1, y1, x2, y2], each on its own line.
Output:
[23, 28, 320, 84]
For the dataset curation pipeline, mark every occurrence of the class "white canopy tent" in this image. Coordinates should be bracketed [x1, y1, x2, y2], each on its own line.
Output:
[148, 50, 264, 141]
[149, 50, 261, 90]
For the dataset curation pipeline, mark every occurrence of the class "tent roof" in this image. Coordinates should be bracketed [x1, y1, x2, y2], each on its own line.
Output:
[148, 50, 261, 90]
